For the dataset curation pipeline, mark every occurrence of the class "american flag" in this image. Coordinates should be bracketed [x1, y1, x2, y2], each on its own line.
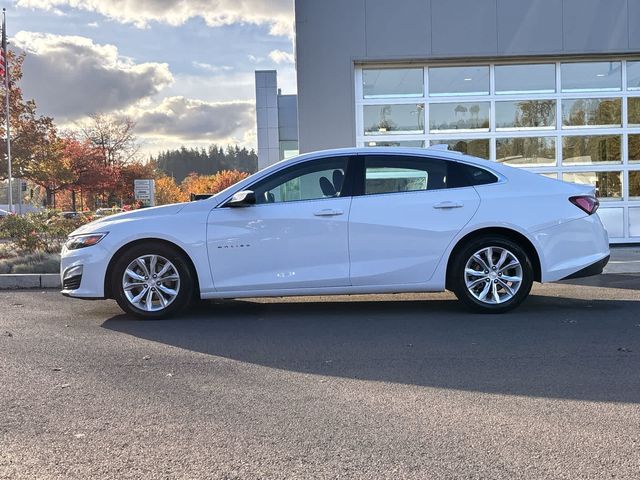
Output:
[0, 13, 5, 80]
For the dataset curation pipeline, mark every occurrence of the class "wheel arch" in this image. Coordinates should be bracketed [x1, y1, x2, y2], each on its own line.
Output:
[103, 238, 201, 300]
[445, 227, 542, 289]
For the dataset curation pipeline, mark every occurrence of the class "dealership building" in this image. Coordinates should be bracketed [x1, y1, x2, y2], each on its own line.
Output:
[256, 0, 640, 243]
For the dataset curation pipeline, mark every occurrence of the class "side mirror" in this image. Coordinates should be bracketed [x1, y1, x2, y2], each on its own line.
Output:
[226, 190, 256, 208]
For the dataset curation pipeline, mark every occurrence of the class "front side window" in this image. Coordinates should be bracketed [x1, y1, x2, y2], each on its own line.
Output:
[251, 157, 349, 204]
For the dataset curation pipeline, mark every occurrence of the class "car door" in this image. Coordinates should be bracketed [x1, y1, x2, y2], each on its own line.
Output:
[348, 154, 481, 286]
[207, 155, 354, 292]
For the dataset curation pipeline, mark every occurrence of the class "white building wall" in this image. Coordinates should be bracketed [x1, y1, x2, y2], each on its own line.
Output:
[255, 71, 281, 170]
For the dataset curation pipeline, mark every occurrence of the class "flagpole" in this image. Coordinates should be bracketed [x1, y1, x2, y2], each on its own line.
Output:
[3, 8, 11, 214]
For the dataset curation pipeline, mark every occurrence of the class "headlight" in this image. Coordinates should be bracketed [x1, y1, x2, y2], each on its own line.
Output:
[65, 233, 108, 250]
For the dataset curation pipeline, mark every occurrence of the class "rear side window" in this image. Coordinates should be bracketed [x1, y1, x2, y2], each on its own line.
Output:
[449, 162, 499, 188]
[363, 155, 449, 195]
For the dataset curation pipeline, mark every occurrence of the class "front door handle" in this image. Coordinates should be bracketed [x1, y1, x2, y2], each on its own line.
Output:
[314, 209, 344, 217]
[433, 201, 463, 209]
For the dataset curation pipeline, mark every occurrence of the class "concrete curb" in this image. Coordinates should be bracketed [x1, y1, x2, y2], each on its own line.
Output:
[0, 274, 60, 290]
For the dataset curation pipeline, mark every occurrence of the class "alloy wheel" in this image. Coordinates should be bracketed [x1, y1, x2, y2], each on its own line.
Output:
[464, 246, 523, 305]
[122, 255, 181, 312]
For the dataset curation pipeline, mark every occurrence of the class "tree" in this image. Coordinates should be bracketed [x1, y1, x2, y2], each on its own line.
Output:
[155, 176, 187, 205]
[80, 114, 139, 166]
[60, 137, 119, 211]
[181, 170, 249, 197]
[116, 161, 158, 205]
[0, 51, 60, 191]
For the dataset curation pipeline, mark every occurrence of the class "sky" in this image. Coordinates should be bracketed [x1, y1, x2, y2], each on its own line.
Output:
[1, 0, 297, 157]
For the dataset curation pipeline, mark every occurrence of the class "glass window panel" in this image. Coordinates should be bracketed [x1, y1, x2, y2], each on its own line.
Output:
[251, 157, 349, 204]
[630, 134, 640, 163]
[496, 137, 556, 167]
[430, 139, 490, 159]
[364, 155, 449, 194]
[562, 171, 622, 200]
[562, 98, 622, 128]
[429, 66, 489, 96]
[561, 62, 622, 92]
[629, 97, 640, 126]
[630, 171, 640, 198]
[495, 64, 556, 94]
[429, 102, 490, 132]
[562, 135, 621, 165]
[628, 61, 640, 90]
[598, 208, 624, 236]
[364, 104, 425, 135]
[496, 100, 556, 130]
[630, 208, 640, 237]
[363, 68, 424, 99]
[366, 140, 425, 147]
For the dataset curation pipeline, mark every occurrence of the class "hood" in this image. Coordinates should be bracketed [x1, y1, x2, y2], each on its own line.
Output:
[71, 203, 187, 235]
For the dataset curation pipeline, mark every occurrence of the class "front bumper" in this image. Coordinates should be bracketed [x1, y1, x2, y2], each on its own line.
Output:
[60, 243, 110, 299]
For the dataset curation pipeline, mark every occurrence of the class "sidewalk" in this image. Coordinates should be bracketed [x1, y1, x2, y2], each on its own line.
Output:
[605, 246, 640, 274]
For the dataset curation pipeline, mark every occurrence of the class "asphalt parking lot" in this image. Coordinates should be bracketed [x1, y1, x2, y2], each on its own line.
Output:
[1, 275, 639, 479]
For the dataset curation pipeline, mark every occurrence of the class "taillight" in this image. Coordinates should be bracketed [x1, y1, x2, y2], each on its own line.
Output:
[570, 195, 599, 215]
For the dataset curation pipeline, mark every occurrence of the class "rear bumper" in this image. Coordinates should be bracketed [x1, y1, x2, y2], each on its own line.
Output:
[533, 213, 610, 283]
[560, 254, 610, 280]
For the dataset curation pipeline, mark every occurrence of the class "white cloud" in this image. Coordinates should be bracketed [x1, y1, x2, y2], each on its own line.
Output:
[129, 96, 255, 142]
[192, 61, 234, 74]
[268, 49, 295, 65]
[13, 31, 173, 120]
[16, 0, 295, 37]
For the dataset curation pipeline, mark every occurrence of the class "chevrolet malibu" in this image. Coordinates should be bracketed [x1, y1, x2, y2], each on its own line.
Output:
[60, 147, 610, 319]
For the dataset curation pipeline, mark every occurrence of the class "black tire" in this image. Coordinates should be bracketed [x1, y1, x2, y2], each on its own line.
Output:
[111, 242, 195, 319]
[449, 235, 534, 314]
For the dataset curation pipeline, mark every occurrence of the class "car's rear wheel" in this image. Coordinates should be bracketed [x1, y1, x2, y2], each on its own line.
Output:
[111, 242, 194, 319]
[450, 236, 534, 313]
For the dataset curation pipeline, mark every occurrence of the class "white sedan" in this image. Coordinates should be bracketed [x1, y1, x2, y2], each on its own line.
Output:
[60, 147, 610, 318]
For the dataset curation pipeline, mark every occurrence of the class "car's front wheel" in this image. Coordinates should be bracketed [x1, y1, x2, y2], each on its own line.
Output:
[111, 242, 194, 319]
[450, 236, 534, 313]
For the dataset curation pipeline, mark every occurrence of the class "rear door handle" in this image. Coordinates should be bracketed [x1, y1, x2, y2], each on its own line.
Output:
[433, 201, 464, 209]
[314, 209, 344, 217]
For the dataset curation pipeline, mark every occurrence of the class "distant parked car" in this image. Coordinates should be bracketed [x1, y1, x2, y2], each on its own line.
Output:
[59, 211, 85, 220]
[0, 208, 12, 218]
[94, 207, 123, 219]
[60, 147, 610, 319]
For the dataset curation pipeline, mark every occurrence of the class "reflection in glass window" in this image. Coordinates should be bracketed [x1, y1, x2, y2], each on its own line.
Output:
[630, 134, 640, 162]
[630, 171, 640, 198]
[363, 68, 424, 99]
[430, 139, 490, 159]
[562, 98, 622, 128]
[562, 171, 622, 200]
[562, 135, 621, 164]
[429, 102, 490, 132]
[561, 62, 622, 92]
[495, 64, 556, 94]
[496, 100, 556, 130]
[629, 97, 640, 126]
[628, 62, 640, 90]
[496, 137, 556, 167]
[364, 156, 449, 195]
[429, 66, 489, 96]
[364, 104, 425, 135]
[539, 173, 558, 180]
[252, 157, 348, 204]
[366, 140, 425, 148]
